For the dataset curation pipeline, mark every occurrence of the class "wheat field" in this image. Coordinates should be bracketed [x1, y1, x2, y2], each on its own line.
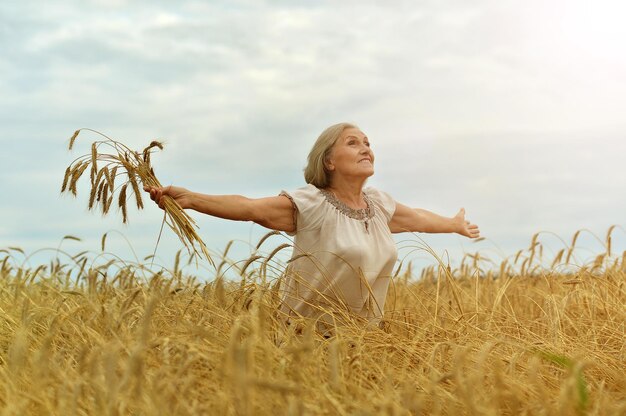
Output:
[1, 231, 625, 415]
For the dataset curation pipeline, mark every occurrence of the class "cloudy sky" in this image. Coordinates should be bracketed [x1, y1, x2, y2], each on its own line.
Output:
[1, 0, 625, 274]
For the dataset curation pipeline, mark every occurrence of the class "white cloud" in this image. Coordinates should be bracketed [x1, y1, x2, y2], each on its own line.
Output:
[1, 0, 625, 270]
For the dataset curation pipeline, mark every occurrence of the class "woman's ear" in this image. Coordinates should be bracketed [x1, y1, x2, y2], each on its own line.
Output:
[324, 155, 334, 171]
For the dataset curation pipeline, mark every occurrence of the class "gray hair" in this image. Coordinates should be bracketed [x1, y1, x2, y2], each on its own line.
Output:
[304, 122, 358, 188]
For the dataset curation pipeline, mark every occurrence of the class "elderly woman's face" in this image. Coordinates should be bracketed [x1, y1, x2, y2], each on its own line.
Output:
[326, 128, 374, 179]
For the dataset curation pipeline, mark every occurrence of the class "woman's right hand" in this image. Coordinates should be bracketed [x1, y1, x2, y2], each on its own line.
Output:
[143, 185, 194, 210]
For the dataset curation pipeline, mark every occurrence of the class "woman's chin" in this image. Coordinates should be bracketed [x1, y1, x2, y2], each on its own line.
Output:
[362, 169, 375, 178]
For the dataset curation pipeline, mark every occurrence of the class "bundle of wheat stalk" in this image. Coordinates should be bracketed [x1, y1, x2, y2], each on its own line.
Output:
[61, 128, 213, 266]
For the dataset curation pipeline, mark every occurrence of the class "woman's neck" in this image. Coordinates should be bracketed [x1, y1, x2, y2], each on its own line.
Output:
[326, 177, 367, 208]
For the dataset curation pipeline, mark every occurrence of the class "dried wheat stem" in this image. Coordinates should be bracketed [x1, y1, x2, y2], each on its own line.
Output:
[101, 183, 109, 214]
[128, 173, 143, 209]
[96, 180, 105, 202]
[88, 183, 98, 210]
[68, 129, 80, 150]
[63, 129, 214, 265]
[69, 162, 89, 196]
[61, 166, 71, 193]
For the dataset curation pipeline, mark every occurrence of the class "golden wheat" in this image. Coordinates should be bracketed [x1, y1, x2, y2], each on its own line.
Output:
[3, 233, 625, 413]
[61, 128, 213, 265]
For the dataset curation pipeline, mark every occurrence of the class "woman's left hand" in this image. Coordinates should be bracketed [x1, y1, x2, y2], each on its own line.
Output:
[453, 208, 481, 238]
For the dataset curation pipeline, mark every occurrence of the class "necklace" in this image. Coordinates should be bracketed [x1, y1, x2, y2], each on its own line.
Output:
[319, 188, 374, 233]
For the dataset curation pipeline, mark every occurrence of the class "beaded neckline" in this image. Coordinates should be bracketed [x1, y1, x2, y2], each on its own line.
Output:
[318, 188, 375, 223]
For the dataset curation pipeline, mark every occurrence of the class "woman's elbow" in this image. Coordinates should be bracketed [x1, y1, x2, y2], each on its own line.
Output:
[247, 198, 295, 232]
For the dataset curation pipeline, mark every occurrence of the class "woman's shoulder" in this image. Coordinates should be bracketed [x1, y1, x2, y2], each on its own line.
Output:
[363, 186, 393, 200]
[298, 183, 320, 193]
[280, 184, 325, 210]
[279, 184, 326, 233]
[363, 186, 396, 220]
[283, 183, 322, 199]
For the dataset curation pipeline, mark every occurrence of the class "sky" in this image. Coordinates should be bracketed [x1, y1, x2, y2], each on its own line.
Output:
[1, 0, 625, 276]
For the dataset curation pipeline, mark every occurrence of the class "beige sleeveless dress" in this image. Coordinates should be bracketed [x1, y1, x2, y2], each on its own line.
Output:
[278, 184, 398, 328]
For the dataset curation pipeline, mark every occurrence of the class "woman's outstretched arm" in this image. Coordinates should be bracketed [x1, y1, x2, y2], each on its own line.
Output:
[143, 185, 295, 233]
[388, 202, 480, 238]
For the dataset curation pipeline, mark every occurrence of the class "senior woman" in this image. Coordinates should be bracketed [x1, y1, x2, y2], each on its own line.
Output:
[144, 122, 480, 331]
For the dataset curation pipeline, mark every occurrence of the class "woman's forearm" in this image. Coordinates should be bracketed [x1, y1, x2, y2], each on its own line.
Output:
[413, 208, 458, 233]
[189, 193, 254, 222]
[146, 185, 295, 231]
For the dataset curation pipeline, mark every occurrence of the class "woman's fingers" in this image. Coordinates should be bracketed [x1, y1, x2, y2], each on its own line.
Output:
[143, 186, 157, 200]
[462, 220, 480, 238]
[142, 185, 167, 209]
[454, 207, 480, 238]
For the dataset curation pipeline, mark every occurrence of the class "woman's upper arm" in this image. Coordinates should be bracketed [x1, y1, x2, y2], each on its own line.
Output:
[388, 202, 419, 233]
[249, 195, 296, 233]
